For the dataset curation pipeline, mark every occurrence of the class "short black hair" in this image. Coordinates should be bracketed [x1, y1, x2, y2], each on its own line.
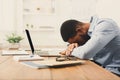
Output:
[60, 19, 83, 42]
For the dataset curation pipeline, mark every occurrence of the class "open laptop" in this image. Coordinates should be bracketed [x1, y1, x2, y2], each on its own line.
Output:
[25, 29, 62, 57]
[18, 29, 85, 68]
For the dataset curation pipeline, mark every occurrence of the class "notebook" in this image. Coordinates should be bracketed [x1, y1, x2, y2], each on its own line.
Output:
[1, 50, 29, 56]
[20, 59, 85, 68]
[13, 54, 44, 62]
[25, 29, 62, 57]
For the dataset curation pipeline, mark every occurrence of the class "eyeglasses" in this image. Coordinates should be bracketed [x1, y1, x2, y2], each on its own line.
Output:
[56, 56, 78, 62]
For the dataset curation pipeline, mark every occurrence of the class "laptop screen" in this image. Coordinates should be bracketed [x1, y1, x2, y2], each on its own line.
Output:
[25, 29, 63, 57]
[25, 29, 35, 54]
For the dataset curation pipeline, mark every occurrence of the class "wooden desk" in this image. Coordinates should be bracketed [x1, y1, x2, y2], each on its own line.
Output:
[0, 55, 119, 80]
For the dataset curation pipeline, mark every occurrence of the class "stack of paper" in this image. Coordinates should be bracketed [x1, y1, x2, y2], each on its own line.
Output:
[13, 55, 44, 62]
[1, 50, 29, 56]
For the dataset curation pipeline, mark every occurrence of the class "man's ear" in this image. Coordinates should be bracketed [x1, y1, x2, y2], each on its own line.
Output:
[76, 27, 82, 32]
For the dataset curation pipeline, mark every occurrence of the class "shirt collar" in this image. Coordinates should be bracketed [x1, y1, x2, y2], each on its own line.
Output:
[88, 16, 99, 36]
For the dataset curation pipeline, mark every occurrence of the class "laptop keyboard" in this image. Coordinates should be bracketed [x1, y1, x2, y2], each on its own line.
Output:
[34, 49, 62, 57]
[35, 50, 49, 55]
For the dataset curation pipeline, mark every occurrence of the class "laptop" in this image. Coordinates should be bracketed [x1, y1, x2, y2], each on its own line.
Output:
[25, 29, 62, 57]
[18, 29, 85, 68]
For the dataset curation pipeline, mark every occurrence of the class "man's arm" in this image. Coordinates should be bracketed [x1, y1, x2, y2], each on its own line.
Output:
[71, 21, 119, 59]
[60, 43, 78, 56]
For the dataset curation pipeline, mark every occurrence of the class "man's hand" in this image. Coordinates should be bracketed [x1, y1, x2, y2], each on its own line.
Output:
[59, 43, 78, 56]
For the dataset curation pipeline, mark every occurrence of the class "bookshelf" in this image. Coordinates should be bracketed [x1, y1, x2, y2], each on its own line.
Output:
[16, 0, 56, 32]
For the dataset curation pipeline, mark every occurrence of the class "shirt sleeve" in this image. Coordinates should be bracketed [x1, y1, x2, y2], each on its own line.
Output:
[71, 21, 119, 59]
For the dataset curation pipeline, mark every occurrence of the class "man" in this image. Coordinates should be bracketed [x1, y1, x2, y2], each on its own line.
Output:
[60, 16, 120, 76]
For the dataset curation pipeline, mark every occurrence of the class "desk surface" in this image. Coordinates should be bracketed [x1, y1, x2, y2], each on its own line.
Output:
[0, 54, 120, 80]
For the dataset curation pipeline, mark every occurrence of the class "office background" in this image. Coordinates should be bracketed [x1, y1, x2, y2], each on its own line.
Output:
[0, 0, 120, 48]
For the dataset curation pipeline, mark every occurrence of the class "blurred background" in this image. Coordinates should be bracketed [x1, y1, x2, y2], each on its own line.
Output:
[0, 0, 120, 49]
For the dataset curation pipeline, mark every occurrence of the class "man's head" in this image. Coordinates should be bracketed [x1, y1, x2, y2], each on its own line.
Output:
[60, 19, 90, 46]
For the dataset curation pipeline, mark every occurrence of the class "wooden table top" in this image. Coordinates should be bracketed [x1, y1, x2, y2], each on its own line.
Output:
[0, 52, 120, 80]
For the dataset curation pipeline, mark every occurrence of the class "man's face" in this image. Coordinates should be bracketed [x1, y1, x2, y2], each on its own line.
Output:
[68, 28, 90, 46]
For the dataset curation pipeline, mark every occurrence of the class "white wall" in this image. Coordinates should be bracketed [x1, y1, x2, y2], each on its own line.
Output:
[0, 0, 16, 44]
[96, 0, 120, 26]
[0, 0, 2, 43]
[3, 0, 120, 48]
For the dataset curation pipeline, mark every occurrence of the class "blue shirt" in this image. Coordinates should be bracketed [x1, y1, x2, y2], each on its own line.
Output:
[71, 16, 120, 75]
